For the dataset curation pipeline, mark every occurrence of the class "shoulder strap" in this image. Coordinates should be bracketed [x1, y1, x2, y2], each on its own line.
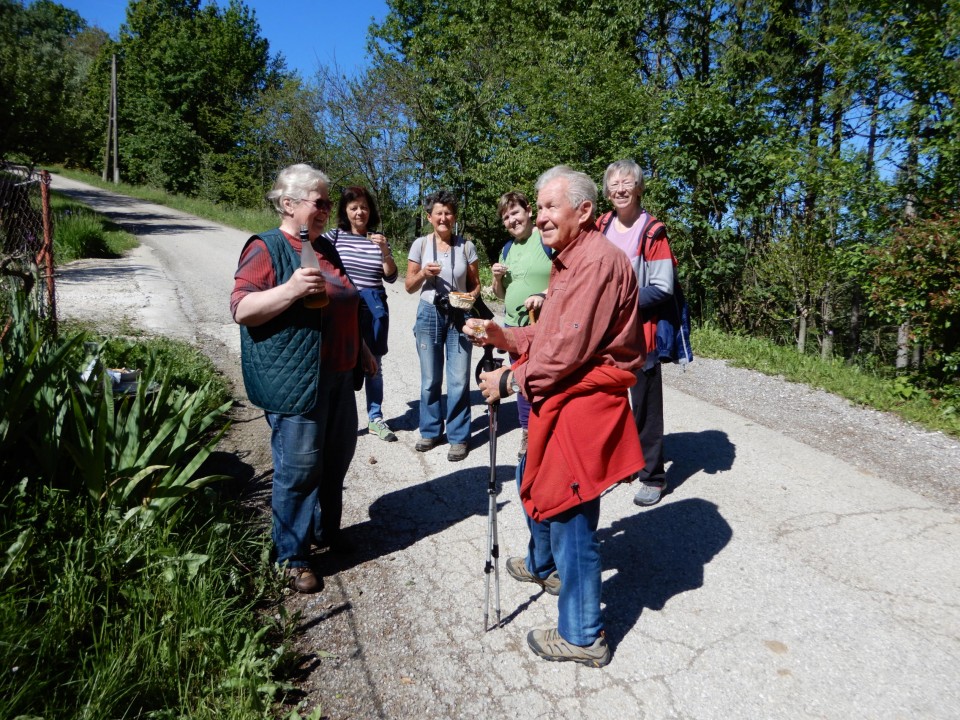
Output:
[637, 213, 666, 261]
[598, 211, 615, 233]
[503, 236, 552, 261]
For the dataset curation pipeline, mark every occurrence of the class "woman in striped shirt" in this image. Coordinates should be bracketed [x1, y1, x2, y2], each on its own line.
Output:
[324, 187, 399, 442]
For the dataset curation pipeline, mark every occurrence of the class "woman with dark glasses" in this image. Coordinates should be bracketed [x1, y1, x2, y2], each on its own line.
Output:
[231, 164, 374, 593]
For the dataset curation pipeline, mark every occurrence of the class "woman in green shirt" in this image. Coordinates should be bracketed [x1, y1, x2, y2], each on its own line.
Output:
[491, 191, 553, 459]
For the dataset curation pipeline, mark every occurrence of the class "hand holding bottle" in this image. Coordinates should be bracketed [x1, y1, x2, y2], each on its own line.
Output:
[299, 224, 329, 308]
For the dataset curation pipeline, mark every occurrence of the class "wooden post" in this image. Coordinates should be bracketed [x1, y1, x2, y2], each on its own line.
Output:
[111, 54, 119, 183]
[102, 54, 119, 183]
[39, 170, 57, 334]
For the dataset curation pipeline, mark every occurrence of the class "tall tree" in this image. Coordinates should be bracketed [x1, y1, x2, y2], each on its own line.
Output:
[112, 0, 283, 198]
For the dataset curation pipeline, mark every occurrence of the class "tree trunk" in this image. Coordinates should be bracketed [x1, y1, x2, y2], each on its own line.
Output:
[849, 288, 862, 359]
[798, 309, 807, 355]
[896, 322, 910, 370]
[821, 283, 833, 360]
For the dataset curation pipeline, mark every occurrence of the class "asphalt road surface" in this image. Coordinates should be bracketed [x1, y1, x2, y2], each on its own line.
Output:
[52, 175, 960, 719]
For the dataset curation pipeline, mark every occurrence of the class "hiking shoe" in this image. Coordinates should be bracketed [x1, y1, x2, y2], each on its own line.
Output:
[517, 429, 528, 460]
[447, 442, 469, 462]
[368, 418, 398, 442]
[283, 566, 321, 594]
[506, 556, 561, 596]
[527, 627, 611, 667]
[633, 479, 666, 507]
[415, 436, 442, 452]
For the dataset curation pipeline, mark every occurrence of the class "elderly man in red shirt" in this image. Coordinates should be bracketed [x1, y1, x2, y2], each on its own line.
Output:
[469, 165, 646, 667]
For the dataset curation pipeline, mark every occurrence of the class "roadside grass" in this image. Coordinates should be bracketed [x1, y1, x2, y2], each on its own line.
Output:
[50, 166, 278, 234]
[692, 322, 960, 438]
[51, 192, 137, 261]
[0, 289, 311, 719]
[49, 165, 412, 274]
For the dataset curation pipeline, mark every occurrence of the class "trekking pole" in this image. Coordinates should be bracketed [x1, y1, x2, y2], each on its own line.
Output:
[476, 344, 503, 630]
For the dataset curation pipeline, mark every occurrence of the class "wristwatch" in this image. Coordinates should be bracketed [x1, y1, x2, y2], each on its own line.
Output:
[499, 370, 519, 398]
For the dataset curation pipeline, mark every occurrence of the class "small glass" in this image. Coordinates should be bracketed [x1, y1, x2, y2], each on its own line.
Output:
[468, 319, 487, 339]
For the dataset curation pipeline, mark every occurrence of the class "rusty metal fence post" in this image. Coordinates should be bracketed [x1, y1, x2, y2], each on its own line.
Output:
[0, 161, 55, 335]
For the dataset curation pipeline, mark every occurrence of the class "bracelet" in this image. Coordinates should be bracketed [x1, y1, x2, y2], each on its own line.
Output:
[498, 370, 511, 398]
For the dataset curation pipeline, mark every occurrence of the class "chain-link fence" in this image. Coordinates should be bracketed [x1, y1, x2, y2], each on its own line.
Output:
[1, 162, 56, 330]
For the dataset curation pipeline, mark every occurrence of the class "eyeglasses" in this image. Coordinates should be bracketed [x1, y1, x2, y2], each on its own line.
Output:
[608, 182, 636, 192]
[295, 197, 333, 212]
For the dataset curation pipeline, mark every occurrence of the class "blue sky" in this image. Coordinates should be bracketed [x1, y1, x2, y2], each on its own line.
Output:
[58, 0, 390, 78]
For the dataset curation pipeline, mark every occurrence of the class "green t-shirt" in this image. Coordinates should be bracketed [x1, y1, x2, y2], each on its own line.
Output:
[498, 229, 553, 326]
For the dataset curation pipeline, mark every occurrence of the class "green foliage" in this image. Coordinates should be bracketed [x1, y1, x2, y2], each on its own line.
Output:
[51, 192, 138, 259]
[0, 283, 297, 719]
[693, 322, 960, 436]
[112, 0, 286, 198]
[0, 0, 107, 163]
[865, 212, 960, 382]
[1, 289, 232, 519]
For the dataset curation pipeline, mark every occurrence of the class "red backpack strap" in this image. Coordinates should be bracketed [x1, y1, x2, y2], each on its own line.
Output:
[637, 213, 666, 261]
[597, 211, 615, 233]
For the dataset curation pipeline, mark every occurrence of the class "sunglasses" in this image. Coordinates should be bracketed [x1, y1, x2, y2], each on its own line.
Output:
[295, 197, 333, 212]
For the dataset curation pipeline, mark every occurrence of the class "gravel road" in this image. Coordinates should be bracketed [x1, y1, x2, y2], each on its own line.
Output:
[52, 175, 960, 720]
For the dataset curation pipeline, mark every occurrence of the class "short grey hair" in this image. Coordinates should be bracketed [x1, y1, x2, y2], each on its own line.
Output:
[266, 163, 330, 214]
[535, 165, 597, 212]
[602, 159, 645, 197]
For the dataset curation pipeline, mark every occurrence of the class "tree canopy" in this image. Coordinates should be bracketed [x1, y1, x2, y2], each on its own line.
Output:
[1, 0, 957, 392]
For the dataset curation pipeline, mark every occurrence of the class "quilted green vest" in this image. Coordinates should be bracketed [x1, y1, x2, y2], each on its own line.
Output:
[240, 228, 322, 415]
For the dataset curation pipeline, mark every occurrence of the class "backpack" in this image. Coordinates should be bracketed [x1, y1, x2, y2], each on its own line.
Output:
[599, 211, 693, 367]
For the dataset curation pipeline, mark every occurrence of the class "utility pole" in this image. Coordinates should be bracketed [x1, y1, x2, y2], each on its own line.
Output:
[102, 54, 119, 183]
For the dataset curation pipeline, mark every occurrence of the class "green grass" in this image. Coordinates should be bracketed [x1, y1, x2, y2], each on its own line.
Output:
[51, 192, 137, 261]
[50, 166, 278, 234]
[692, 322, 960, 438]
[0, 293, 305, 719]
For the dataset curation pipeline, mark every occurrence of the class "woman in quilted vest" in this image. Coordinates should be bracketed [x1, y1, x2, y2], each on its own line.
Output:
[231, 163, 374, 593]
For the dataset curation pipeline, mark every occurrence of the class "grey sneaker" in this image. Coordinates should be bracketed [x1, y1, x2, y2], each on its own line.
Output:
[368, 418, 398, 442]
[517, 429, 528, 460]
[447, 442, 469, 462]
[415, 436, 442, 452]
[633, 479, 666, 507]
[527, 627, 611, 667]
[505, 556, 561, 596]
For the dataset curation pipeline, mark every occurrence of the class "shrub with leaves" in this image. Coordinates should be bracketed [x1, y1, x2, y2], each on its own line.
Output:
[866, 212, 960, 385]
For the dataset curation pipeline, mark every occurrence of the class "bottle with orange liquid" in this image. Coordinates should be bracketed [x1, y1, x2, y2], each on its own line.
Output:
[299, 224, 328, 308]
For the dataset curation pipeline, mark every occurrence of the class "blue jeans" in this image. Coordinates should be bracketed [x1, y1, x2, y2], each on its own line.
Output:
[414, 300, 473, 444]
[516, 456, 603, 646]
[365, 353, 385, 421]
[265, 370, 357, 567]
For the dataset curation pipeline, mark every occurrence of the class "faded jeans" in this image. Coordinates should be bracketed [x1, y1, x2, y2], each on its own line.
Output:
[265, 369, 357, 567]
[413, 300, 473, 444]
[516, 455, 603, 646]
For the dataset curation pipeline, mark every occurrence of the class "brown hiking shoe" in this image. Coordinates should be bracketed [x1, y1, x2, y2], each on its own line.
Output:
[527, 627, 611, 667]
[283, 566, 321, 593]
[505, 556, 560, 596]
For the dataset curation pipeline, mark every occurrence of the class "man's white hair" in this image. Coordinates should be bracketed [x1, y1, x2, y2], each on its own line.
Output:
[535, 165, 597, 211]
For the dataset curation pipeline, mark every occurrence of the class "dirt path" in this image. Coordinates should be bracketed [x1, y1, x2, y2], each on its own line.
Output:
[52, 175, 960, 720]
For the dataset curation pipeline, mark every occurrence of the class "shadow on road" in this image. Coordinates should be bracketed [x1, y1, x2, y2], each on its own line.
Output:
[316, 462, 517, 577]
[56, 187, 220, 234]
[664, 429, 736, 496]
[600, 497, 733, 649]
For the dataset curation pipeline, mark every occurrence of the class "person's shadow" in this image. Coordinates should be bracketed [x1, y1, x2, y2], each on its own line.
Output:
[600, 498, 733, 648]
[316, 462, 515, 576]
[663, 429, 736, 496]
